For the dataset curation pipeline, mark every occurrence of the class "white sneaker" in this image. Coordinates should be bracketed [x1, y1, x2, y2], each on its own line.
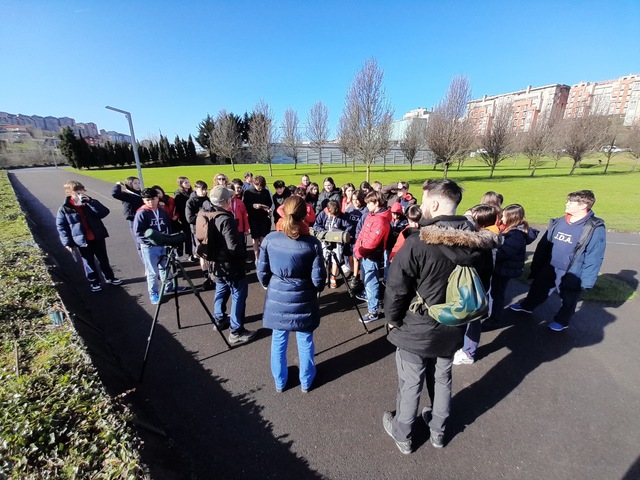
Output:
[453, 349, 474, 365]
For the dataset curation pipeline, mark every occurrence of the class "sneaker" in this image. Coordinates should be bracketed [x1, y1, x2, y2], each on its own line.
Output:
[90, 283, 102, 293]
[213, 317, 230, 331]
[105, 277, 122, 286]
[382, 412, 412, 455]
[509, 302, 532, 314]
[329, 279, 338, 289]
[150, 292, 160, 305]
[301, 386, 310, 393]
[360, 311, 379, 323]
[228, 329, 257, 345]
[355, 293, 367, 303]
[548, 321, 569, 332]
[430, 430, 445, 448]
[453, 349, 474, 365]
[189, 255, 199, 263]
[349, 277, 362, 290]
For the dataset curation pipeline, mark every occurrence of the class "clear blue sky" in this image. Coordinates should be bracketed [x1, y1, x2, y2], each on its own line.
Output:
[2, 0, 639, 141]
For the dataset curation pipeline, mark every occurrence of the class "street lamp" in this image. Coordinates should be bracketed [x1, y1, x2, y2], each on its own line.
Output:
[105, 105, 144, 188]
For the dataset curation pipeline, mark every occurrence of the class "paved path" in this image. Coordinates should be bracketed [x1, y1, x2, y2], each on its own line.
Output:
[9, 167, 640, 480]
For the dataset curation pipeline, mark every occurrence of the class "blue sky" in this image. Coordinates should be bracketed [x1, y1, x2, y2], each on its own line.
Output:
[2, 0, 639, 141]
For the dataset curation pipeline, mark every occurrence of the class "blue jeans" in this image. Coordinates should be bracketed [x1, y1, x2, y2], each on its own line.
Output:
[360, 257, 380, 314]
[271, 330, 316, 390]
[214, 277, 248, 333]
[140, 245, 167, 297]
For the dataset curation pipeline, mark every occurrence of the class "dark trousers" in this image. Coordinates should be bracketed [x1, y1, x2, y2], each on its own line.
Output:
[522, 264, 582, 327]
[78, 238, 115, 286]
[489, 273, 511, 322]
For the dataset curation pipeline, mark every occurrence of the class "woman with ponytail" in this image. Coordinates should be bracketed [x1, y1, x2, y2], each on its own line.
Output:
[257, 196, 326, 393]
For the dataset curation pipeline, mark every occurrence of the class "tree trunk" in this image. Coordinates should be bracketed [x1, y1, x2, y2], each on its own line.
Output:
[489, 164, 495, 179]
[569, 159, 579, 175]
[352, 157, 356, 173]
[365, 162, 371, 183]
[268, 161, 273, 177]
[294, 157, 297, 170]
[442, 162, 449, 179]
[318, 148, 323, 174]
[530, 164, 536, 177]
[410, 160, 413, 171]
[604, 154, 612, 174]
[383, 154, 386, 171]
[230, 157, 236, 172]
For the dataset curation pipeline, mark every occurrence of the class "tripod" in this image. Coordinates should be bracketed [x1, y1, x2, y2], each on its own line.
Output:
[139, 246, 231, 381]
[324, 245, 370, 333]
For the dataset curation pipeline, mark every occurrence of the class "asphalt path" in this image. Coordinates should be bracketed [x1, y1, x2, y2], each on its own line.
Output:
[9, 167, 640, 480]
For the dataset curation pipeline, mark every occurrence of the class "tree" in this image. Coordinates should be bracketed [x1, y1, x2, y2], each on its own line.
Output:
[425, 75, 474, 179]
[196, 114, 215, 156]
[400, 118, 424, 171]
[478, 102, 514, 178]
[340, 58, 394, 183]
[336, 113, 355, 170]
[186, 134, 197, 162]
[58, 128, 80, 168]
[248, 100, 278, 176]
[558, 111, 607, 175]
[306, 101, 330, 173]
[625, 121, 640, 172]
[520, 116, 553, 177]
[281, 108, 302, 169]
[600, 117, 625, 174]
[211, 109, 242, 171]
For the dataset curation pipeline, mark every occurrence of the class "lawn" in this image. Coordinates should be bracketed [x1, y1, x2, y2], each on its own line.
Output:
[70, 153, 640, 232]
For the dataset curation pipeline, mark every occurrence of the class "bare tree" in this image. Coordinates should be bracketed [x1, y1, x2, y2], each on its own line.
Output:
[210, 109, 241, 171]
[625, 121, 640, 172]
[399, 118, 424, 171]
[520, 116, 554, 177]
[336, 113, 355, 171]
[600, 117, 626, 174]
[281, 108, 302, 170]
[425, 75, 474, 179]
[306, 100, 329, 174]
[248, 100, 278, 177]
[478, 102, 514, 178]
[558, 111, 608, 175]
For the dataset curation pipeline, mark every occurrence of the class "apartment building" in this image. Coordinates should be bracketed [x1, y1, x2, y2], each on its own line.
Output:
[467, 84, 570, 136]
[564, 74, 640, 126]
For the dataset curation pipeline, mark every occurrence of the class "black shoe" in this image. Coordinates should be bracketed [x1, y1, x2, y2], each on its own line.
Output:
[213, 317, 230, 331]
[200, 279, 215, 291]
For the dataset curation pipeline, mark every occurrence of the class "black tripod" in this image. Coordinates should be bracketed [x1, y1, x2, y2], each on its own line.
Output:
[324, 245, 370, 333]
[139, 246, 231, 381]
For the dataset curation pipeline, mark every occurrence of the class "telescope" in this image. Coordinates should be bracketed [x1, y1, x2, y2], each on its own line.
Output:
[310, 228, 351, 244]
[144, 229, 186, 247]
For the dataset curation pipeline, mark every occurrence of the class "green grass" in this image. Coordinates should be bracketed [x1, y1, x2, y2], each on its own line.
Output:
[70, 152, 640, 232]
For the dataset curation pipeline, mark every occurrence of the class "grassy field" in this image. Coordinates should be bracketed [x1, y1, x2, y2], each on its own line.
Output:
[69, 153, 640, 232]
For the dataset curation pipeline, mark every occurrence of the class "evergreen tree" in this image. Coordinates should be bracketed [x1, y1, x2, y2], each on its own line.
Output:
[175, 135, 186, 163]
[58, 127, 80, 168]
[187, 135, 197, 162]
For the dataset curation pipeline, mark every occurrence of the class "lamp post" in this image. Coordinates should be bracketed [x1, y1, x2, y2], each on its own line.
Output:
[105, 105, 144, 188]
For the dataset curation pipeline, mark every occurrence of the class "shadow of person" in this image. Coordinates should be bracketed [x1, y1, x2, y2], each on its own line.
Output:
[447, 286, 618, 442]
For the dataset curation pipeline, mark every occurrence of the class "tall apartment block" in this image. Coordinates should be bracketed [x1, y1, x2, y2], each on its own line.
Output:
[466, 84, 570, 136]
[564, 74, 640, 126]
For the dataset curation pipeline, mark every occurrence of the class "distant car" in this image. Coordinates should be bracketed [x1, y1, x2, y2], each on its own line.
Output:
[600, 145, 623, 153]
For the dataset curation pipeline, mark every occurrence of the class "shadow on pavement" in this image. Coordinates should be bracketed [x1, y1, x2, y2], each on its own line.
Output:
[10, 173, 324, 479]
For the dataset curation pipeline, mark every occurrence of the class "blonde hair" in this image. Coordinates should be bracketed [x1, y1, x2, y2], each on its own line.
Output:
[502, 204, 528, 233]
[281, 196, 307, 240]
[64, 180, 84, 195]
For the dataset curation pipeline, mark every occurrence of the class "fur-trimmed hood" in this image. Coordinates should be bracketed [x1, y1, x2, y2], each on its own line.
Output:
[420, 224, 498, 249]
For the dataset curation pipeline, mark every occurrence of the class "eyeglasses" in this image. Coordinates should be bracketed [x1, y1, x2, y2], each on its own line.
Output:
[216, 177, 226, 181]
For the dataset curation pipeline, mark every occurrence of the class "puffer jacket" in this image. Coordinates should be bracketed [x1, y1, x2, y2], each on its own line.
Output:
[111, 184, 143, 221]
[494, 226, 539, 278]
[207, 207, 246, 281]
[56, 197, 110, 248]
[317, 189, 342, 214]
[257, 232, 326, 332]
[354, 207, 391, 261]
[385, 216, 495, 358]
[185, 192, 213, 233]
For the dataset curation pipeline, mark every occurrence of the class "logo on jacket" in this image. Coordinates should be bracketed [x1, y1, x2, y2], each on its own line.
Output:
[554, 232, 573, 243]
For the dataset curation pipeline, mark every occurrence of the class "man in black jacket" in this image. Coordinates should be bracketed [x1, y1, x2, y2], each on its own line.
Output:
[208, 185, 256, 345]
[382, 179, 494, 454]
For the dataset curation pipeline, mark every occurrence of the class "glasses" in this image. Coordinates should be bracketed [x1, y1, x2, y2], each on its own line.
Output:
[216, 177, 226, 181]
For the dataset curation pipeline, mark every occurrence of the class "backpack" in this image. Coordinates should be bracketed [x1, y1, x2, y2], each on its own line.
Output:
[409, 249, 489, 327]
[195, 210, 224, 260]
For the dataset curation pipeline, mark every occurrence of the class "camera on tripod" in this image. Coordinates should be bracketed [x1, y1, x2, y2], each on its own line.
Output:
[144, 229, 186, 247]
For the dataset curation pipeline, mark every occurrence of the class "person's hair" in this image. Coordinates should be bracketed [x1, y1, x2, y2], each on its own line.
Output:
[468, 204, 499, 228]
[422, 179, 464, 207]
[359, 181, 372, 192]
[141, 188, 158, 199]
[177, 176, 190, 190]
[254, 175, 266, 188]
[567, 190, 596, 210]
[364, 190, 385, 207]
[481, 191, 503, 208]
[273, 180, 286, 189]
[342, 182, 355, 192]
[406, 204, 422, 223]
[502, 204, 528, 233]
[326, 200, 340, 215]
[281, 196, 308, 240]
[398, 181, 409, 191]
[352, 189, 366, 207]
[152, 185, 165, 197]
[323, 177, 336, 189]
[288, 185, 296, 193]
[294, 187, 306, 198]
[231, 178, 243, 187]
[244, 171, 253, 179]
[125, 176, 140, 191]
[64, 180, 84, 195]
[372, 181, 383, 190]
[194, 180, 208, 190]
[306, 182, 319, 200]
[214, 173, 227, 183]
[301, 174, 310, 181]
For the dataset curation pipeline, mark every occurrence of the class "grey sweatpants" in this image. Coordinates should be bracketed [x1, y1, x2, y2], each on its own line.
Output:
[392, 348, 453, 441]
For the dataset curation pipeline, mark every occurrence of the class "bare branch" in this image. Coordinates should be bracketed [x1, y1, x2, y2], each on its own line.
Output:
[478, 102, 514, 178]
[281, 108, 302, 169]
[210, 109, 241, 171]
[400, 118, 424, 171]
[248, 100, 279, 176]
[306, 101, 330, 173]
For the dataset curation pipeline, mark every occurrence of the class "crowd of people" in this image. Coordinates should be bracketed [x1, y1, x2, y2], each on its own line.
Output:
[55, 171, 607, 455]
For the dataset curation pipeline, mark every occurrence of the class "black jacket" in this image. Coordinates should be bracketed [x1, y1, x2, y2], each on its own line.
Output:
[494, 227, 539, 278]
[111, 184, 143, 221]
[385, 216, 495, 358]
[208, 206, 245, 281]
[185, 193, 212, 233]
[317, 189, 342, 214]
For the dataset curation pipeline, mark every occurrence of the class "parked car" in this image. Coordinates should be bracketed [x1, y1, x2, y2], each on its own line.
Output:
[600, 145, 623, 153]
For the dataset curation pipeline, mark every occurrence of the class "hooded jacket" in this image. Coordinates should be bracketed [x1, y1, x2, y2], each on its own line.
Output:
[317, 189, 342, 215]
[385, 215, 495, 358]
[111, 184, 143, 221]
[354, 207, 391, 261]
[56, 196, 110, 248]
[494, 226, 539, 278]
[207, 206, 246, 281]
[133, 206, 171, 246]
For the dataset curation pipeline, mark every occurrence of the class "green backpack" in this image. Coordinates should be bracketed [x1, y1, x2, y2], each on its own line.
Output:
[409, 255, 489, 327]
